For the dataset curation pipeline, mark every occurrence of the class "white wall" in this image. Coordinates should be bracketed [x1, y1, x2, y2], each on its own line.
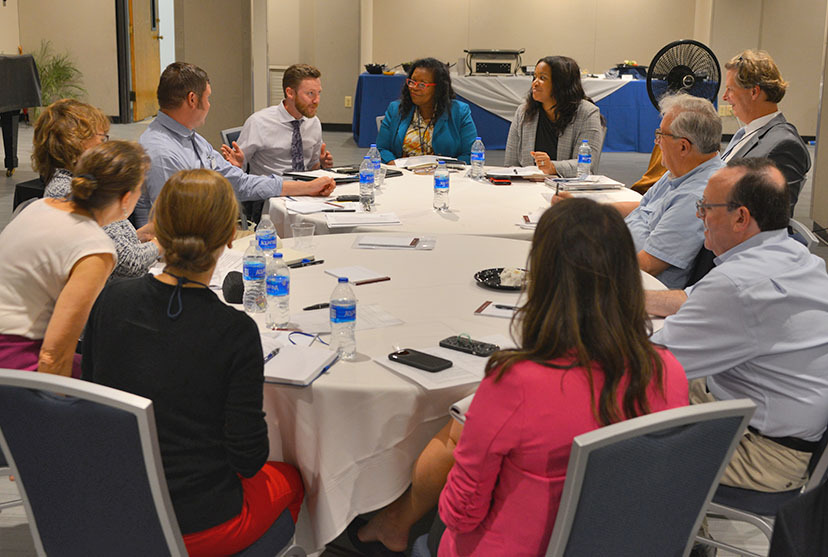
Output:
[158, 0, 176, 74]
[0, 0, 20, 54]
[371, 0, 696, 78]
[267, 0, 359, 124]
[17, 0, 119, 115]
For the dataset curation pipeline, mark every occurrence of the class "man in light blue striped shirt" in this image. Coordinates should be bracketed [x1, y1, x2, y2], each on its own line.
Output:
[649, 158, 828, 492]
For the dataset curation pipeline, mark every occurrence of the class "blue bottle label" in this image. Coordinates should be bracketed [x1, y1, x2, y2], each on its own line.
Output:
[257, 232, 277, 251]
[330, 303, 356, 323]
[471, 152, 484, 163]
[359, 170, 374, 184]
[266, 275, 289, 296]
[578, 153, 591, 164]
[434, 175, 449, 190]
[243, 260, 265, 280]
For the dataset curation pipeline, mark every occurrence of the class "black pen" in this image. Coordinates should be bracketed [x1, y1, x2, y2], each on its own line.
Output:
[494, 304, 518, 311]
[303, 302, 330, 311]
[288, 259, 325, 269]
[322, 209, 356, 212]
[263, 346, 281, 364]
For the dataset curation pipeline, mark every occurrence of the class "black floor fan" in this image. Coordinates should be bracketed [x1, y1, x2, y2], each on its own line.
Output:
[646, 39, 721, 110]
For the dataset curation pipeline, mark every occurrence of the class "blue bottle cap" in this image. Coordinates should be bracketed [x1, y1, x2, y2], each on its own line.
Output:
[475, 136, 481, 140]
[273, 253, 283, 259]
[364, 155, 370, 159]
[370, 143, 377, 147]
[437, 160, 446, 165]
[338, 277, 348, 283]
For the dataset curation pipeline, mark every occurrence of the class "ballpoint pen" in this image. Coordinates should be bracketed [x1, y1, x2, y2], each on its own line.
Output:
[494, 304, 518, 311]
[303, 302, 330, 311]
[263, 346, 281, 364]
[289, 259, 325, 269]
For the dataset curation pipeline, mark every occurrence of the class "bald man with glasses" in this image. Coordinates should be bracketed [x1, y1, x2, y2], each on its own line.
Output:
[648, 157, 828, 493]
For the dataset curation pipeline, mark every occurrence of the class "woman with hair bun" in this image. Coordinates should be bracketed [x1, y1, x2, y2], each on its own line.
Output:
[35, 98, 160, 279]
[82, 169, 304, 556]
[0, 140, 147, 377]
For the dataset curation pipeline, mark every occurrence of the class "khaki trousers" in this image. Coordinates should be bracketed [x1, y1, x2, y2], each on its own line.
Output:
[689, 378, 811, 492]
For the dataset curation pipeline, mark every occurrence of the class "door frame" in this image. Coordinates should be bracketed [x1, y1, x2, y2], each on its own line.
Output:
[115, 0, 133, 123]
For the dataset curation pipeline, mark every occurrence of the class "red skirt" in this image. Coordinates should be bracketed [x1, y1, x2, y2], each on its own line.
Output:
[182, 461, 304, 557]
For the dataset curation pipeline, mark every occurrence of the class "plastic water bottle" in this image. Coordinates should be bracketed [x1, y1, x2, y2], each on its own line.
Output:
[577, 139, 591, 179]
[242, 238, 266, 314]
[255, 213, 277, 255]
[359, 155, 375, 210]
[433, 160, 449, 212]
[470, 137, 485, 180]
[368, 143, 383, 187]
[265, 252, 290, 328]
[329, 277, 356, 360]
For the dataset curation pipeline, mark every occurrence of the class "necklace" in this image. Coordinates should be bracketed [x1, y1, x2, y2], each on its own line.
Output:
[416, 107, 435, 155]
[160, 270, 210, 320]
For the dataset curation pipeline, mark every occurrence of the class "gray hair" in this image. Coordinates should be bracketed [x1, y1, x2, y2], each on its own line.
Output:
[659, 93, 722, 155]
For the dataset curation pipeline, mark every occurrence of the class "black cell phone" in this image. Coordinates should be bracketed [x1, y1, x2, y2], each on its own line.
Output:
[439, 336, 500, 357]
[388, 349, 452, 372]
[336, 194, 360, 202]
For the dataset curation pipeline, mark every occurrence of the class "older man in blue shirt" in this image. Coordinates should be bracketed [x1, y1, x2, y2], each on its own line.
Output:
[133, 62, 335, 227]
[618, 93, 724, 288]
[649, 158, 828, 493]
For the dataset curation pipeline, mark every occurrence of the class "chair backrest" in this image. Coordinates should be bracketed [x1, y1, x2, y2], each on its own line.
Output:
[804, 422, 828, 491]
[545, 399, 755, 557]
[789, 218, 821, 252]
[12, 176, 46, 212]
[221, 126, 244, 147]
[685, 245, 716, 288]
[0, 369, 187, 557]
[376, 115, 384, 132]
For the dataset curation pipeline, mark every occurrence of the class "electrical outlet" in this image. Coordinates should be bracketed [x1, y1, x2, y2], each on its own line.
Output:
[718, 104, 733, 117]
[344, 96, 353, 108]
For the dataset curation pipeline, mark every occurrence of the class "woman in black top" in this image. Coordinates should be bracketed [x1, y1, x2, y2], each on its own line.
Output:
[82, 169, 303, 556]
[503, 56, 604, 177]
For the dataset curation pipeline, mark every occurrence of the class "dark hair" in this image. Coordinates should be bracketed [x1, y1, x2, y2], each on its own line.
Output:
[70, 141, 149, 212]
[157, 62, 210, 110]
[486, 198, 665, 426]
[725, 158, 790, 229]
[398, 57, 455, 122]
[153, 169, 238, 273]
[525, 56, 591, 135]
[283, 63, 321, 95]
[32, 99, 110, 182]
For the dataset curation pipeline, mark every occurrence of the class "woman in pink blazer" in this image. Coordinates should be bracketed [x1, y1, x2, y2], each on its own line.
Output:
[437, 198, 689, 556]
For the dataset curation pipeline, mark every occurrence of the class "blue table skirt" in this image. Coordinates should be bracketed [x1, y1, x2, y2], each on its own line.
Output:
[352, 73, 662, 153]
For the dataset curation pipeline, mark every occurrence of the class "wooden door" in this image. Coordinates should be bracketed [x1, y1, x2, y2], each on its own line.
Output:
[129, 0, 161, 121]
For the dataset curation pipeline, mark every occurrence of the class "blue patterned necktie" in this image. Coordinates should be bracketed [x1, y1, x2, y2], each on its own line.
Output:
[290, 120, 304, 171]
[721, 127, 747, 160]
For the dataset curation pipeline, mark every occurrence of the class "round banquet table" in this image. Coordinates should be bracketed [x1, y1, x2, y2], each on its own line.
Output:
[245, 232, 665, 551]
[266, 169, 643, 241]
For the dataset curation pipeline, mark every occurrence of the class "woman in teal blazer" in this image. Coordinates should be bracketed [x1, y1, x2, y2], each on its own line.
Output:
[376, 58, 478, 164]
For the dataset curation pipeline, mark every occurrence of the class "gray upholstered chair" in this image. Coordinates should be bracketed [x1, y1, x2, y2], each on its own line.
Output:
[545, 399, 755, 557]
[0, 368, 305, 557]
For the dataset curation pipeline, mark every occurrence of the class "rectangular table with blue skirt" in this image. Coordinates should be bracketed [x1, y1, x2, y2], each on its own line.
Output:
[352, 73, 662, 153]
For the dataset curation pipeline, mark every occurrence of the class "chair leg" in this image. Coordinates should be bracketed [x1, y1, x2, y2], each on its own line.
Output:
[694, 534, 765, 557]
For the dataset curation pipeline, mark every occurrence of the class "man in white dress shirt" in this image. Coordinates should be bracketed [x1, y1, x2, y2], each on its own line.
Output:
[720, 50, 810, 211]
[222, 64, 333, 175]
[648, 158, 828, 492]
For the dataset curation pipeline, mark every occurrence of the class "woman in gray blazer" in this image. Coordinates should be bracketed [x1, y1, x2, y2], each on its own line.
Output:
[504, 56, 604, 177]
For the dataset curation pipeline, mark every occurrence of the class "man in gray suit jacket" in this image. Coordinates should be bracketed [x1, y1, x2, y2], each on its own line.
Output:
[721, 50, 810, 212]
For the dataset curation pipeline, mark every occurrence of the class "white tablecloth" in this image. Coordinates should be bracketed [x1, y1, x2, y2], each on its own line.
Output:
[450, 75, 630, 121]
[268, 170, 642, 240]
[244, 233, 664, 551]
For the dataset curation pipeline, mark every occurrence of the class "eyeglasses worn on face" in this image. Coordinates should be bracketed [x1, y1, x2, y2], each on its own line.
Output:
[406, 78, 436, 90]
[695, 198, 737, 217]
[97, 133, 110, 142]
[654, 129, 691, 144]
